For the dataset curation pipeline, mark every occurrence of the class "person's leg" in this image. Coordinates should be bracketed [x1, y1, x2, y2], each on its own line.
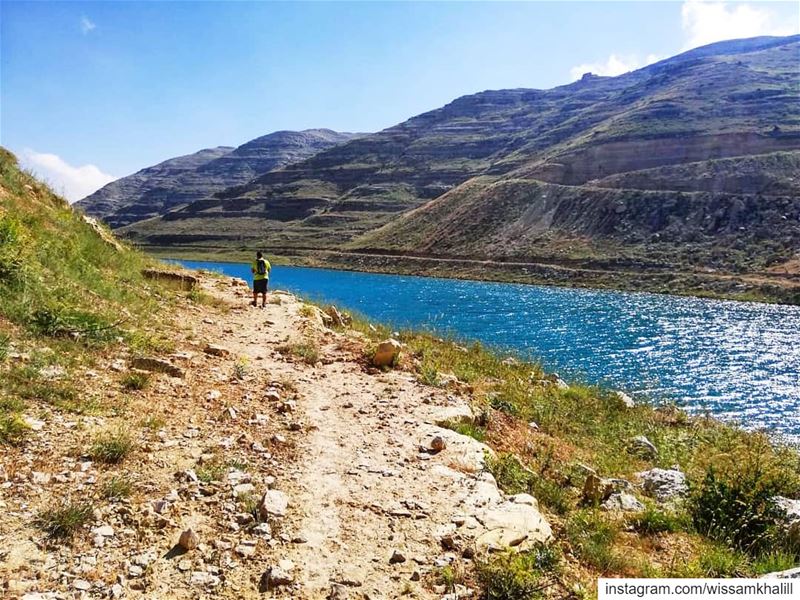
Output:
[252, 289, 257, 306]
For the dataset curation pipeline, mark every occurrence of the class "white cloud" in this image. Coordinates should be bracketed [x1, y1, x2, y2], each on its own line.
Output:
[569, 53, 661, 81]
[681, 0, 798, 50]
[569, 1, 798, 81]
[20, 149, 116, 203]
[80, 16, 96, 34]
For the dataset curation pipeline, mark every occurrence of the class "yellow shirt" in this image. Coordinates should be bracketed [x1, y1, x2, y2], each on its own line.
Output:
[251, 259, 271, 281]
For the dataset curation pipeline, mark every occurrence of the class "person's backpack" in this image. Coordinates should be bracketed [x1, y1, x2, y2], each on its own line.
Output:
[256, 258, 268, 276]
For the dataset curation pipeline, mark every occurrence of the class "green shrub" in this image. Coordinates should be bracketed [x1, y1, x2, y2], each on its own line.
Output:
[443, 420, 486, 442]
[121, 372, 150, 390]
[486, 452, 536, 495]
[0, 333, 10, 360]
[566, 510, 627, 573]
[103, 476, 133, 500]
[0, 413, 29, 445]
[476, 548, 557, 600]
[36, 501, 93, 539]
[89, 429, 134, 463]
[689, 467, 782, 554]
[629, 505, 689, 535]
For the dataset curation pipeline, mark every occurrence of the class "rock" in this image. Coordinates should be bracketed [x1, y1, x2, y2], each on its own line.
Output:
[260, 566, 294, 590]
[389, 549, 406, 564]
[335, 565, 365, 587]
[373, 339, 401, 368]
[410, 571, 421, 582]
[254, 523, 272, 536]
[111, 583, 124, 598]
[91, 525, 114, 537]
[203, 344, 230, 357]
[234, 483, 256, 496]
[178, 558, 192, 571]
[130, 357, 184, 378]
[258, 489, 289, 519]
[178, 528, 199, 550]
[602, 492, 645, 512]
[265, 389, 281, 402]
[638, 468, 688, 501]
[761, 567, 800, 579]
[474, 500, 552, 552]
[582, 473, 631, 504]
[427, 435, 447, 453]
[23, 416, 45, 431]
[509, 494, 538, 507]
[616, 391, 635, 408]
[73, 579, 92, 591]
[627, 435, 658, 459]
[324, 305, 351, 327]
[236, 540, 258, 558]
[772, 496, 800, 545]
[528, 421, 539, 431]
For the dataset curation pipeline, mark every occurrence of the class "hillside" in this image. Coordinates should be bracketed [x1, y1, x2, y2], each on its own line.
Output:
[120, 35, 799, 271]
[77, 129, 360, 228]
[2, 151, 800, 596]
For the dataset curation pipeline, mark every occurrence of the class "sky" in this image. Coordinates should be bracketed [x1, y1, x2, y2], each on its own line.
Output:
[1, 1, 798, 202]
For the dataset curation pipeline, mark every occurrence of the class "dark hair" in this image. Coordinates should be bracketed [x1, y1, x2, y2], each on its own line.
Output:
[256, 251, 263, 258]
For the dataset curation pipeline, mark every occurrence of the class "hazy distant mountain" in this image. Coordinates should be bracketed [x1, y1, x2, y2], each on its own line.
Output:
[77, 129, 361, 228]
[124, 35, 799, 277]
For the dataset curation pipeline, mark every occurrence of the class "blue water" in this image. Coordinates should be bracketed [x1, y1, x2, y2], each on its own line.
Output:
[178, 260, 800, 442]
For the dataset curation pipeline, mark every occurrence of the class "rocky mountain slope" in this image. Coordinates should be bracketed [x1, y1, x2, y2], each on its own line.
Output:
[121, 35, 799, 272]
[77, 129, 360, 228]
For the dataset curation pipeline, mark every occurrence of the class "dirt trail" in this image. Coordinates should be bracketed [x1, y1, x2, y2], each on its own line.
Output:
[1, 274, 551, 599]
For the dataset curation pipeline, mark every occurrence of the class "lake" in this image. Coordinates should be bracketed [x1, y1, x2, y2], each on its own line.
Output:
[176, 260, 800, 442]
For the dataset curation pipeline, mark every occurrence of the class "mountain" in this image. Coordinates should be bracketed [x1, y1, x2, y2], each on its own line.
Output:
[77, 129, 360, 228]
[121, 35, 800, 300]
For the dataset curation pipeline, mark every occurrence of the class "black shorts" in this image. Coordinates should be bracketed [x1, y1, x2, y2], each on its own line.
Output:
[253, 279, 268, 293]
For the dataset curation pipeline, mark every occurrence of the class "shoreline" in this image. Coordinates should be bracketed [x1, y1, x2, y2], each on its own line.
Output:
[143, 245, 800, 306]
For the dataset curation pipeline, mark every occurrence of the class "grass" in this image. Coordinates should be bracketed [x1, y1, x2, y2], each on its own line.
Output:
[628, 504, 689, 535]
[279, 337, 320, 365]
[89, 429, 135, 463]
[121, 372, 150, 390]
[103, 476, 133, 500]
[566, 510, 628, 574]
[443, 420, 486, 442]
[0, 413, 29, 445]
[0, 333, 10, 360]
[475, 548, 559, 600]
[36, 501, 93, 539]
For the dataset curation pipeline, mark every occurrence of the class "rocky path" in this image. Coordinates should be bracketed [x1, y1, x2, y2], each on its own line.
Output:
[1, 275, 552, 599]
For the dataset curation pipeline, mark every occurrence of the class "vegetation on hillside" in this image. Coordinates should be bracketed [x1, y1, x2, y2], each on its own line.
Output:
[0, 148, 170, 445]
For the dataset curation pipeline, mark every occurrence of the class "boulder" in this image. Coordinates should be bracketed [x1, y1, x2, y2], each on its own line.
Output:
[602, 492, 645, 512]
[178, 528, 199, 550]
[260, 566, 294, 590]
[583, 473, 632, 505]
[259, 490, 289, 519]
[638, 468, 688, 501]
[373, 339, 402, 368]
[616, 391, 635, 408]
[204, 344, 230, 357]
[761, 567, 800, 579]
[474, 499, 552, 552]
[627, 435, 658, 459]
[772, 496, 800, 545]
[325, 305, 351, 327]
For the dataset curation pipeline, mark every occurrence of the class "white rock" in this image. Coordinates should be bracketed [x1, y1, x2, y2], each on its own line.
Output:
[259, 489, 289, 519]
[602, 492, 645, 512]
[638, 468, 687, 501]
[92, 525, 114, 537]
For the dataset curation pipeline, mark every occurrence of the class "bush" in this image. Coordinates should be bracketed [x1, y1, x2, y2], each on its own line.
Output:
[0, 333, 10, 361]
[103, 476, 133, 500]
[121, 372, 150, 390]
[690, 467, 782, 554]
[89, 429, 134, 463]
[629, 505, 689, 535]
[566, 510, 627, 573]
[0, 413, 29, 445]
[36, 501, 93, 539]
[486, 452, 536, 495]
[476, 548, 557, 600]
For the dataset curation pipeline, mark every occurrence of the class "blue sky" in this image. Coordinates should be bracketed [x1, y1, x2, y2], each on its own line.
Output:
[1, 1, 798, 201]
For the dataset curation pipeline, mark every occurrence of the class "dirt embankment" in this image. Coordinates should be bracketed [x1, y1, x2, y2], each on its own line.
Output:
[1, 275, 549, 599]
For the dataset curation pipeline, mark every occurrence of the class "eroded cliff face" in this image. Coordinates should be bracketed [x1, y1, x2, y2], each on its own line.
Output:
[76, 130, 360, 228]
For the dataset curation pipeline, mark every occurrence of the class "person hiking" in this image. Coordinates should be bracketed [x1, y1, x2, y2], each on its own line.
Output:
[250, 251, 271, 308]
